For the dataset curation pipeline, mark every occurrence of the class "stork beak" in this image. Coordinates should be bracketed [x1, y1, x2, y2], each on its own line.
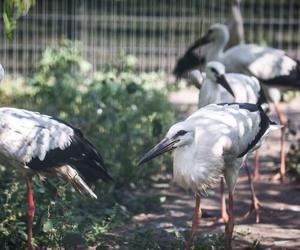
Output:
[138, 137, 179, 166]
[197, 34, 211, 45]
[216, 74, 235, 97]
[194, 33, 211, 46]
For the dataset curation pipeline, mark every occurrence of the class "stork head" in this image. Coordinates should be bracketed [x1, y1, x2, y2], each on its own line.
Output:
[196, 23, 229, 47]
[138, 122, 194, 166]
[0, 64, 4, 83]
[205, 61, 235, 97]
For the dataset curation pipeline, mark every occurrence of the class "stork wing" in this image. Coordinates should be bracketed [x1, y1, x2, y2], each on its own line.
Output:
[0, 107, 74, 164]
[248, 47, 297, 81]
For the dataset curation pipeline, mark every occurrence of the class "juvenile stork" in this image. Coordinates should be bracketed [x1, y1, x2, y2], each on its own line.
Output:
[0, 64, 112, 249]
[139, 103, 280, 250]
[177, 23, 300, 180]
[199, 61, 267, 223]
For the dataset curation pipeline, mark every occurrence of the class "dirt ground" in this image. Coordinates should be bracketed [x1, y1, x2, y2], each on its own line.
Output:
[113, 93, 300, 250]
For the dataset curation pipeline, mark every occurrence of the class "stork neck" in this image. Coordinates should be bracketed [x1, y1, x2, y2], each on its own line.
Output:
[206, 42, 225, 62]
[198, 78, 220, 107]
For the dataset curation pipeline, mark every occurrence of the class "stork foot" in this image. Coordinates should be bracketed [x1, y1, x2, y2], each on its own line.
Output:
[270, 171, 284, 182]
[252, 172, 261, 181]
[243, 195, 262, 223]
[217, 213, 229, 224]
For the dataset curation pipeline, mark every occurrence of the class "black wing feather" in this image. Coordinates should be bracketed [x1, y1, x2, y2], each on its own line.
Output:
[27, 125, 112, 182]
[217, 103, 272, 157]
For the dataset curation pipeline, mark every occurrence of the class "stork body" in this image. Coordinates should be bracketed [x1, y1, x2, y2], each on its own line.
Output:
[199, 61, 265, 223]
[139, 103, 280, 250]
[0, 65, 112, 249]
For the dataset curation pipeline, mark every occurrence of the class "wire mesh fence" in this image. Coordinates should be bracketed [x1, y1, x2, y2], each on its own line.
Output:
[1, 0, 300, 77]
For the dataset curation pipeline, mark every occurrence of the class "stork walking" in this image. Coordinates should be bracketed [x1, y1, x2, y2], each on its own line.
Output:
[199, 61, 268, 223]
[176, 23, 300, 180]
[0, 65, 112, 249]
[138, 103, 280, 250]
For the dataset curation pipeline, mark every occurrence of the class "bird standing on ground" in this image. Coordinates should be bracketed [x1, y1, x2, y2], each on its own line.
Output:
[138, 103, 280, 250]
[0, 64, 112, 249]
[198, 61, 267, 223]
[176, 23, 300, 180]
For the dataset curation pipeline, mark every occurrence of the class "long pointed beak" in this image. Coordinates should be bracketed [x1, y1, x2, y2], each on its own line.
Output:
[138, 138, 179, 166]
[216, 74, 235, 97]
[186, 34, 211, 53]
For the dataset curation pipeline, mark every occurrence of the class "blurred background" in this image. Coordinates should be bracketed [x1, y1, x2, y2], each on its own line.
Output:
[1, 0, 300, 77]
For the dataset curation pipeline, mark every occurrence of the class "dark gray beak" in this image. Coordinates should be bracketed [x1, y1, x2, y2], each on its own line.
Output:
[186, 33, 211, 53]
[216, 74, 235, 97]
[198, 34, 211, 45]
[138, 137, 179, 166]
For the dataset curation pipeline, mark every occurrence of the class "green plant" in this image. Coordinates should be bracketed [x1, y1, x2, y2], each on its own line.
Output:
[287, 139, 300, 179]
[3, 0, 36, 40]
[0, 40, 176, 248]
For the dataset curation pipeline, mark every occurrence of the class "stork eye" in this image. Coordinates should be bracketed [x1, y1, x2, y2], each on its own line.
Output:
[176, 130, 187, 136]
[211, 67, 218, 74]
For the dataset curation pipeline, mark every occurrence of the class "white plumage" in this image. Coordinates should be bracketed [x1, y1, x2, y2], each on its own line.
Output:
[194, 24, 300, 97]
[139, 103, 280, 249]
[0, 107, 74, 164]
[198, 61, 263, 108]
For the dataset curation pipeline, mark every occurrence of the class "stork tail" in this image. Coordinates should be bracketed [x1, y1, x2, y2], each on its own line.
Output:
[55, 165, 97, 199]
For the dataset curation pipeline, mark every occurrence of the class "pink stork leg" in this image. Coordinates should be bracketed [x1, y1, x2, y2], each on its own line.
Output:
[252, 150, 260, 180]
[225, 191, 234, 250]
[186, 194, 201, 250]
[243, 163, 261, 223]
[218, 177, 229, 223]
[26, 176, 35, 250]
[271, 102, 287, 181]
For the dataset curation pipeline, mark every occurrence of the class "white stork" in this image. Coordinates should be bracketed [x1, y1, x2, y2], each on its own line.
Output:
[199, 61, 268, 223]
[176, 23, 300, 180]
[0, 64, 112, 249]
[173, 0, 244, 80]
[138, 103, 280, 250]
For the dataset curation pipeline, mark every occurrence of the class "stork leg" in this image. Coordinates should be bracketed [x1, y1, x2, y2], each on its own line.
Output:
[218, 177, 229, 223]
[225, 191, 234, 250]
[186, 194, 201, 250]
[252, 150, 261, 180]
[243, 163, 261, 223]
[26, 175, 35, 250]
[271, 102, 287, 181]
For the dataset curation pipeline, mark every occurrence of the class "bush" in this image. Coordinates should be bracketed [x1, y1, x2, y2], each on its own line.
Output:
[287, 139, 300, 179]
[0, 41, 176, 248]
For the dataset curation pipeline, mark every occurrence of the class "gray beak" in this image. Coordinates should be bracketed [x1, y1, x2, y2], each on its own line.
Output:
[186, 33, 211, 53]
[197, 34, 211, 45]
[138, 137, 179, 166]
[216, 74, 235, 97]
